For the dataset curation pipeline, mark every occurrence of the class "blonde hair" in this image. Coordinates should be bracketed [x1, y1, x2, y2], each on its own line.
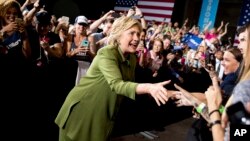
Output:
[240, 23, 250, 81]
[107, 16, 142, 47]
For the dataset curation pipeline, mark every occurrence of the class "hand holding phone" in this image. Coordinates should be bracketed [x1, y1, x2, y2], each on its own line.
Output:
[15, 18, 25, 32]
[80, 40, 89, 56]
[15, 18, 24, 26]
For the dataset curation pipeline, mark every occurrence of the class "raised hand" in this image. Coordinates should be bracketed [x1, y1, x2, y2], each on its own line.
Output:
[127, 8, 136, 17]
[134, 6, 143, 17]
[205, 76, 222, 108]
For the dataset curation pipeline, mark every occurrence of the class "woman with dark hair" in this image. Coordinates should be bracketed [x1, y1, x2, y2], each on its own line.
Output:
[220, 47, 243, 103]
[171, 47, 243, 141]
[0, 0, 31, 58]
[205, 22, 250, 141]
[0, 0, 41, 140]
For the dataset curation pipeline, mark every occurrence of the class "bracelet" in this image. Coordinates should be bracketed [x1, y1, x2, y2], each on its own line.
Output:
[196, 103, 206, 114]
[140, 15, 144, 18]
[209, 109, 220, 117]
[209, 120, 221, 128]
[219, 105, 225, 113]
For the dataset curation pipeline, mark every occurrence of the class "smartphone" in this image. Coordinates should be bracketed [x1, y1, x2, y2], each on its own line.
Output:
[227, 102, 250, 125]
[15, 18, 24, 27]
[81, 40, 89, 47]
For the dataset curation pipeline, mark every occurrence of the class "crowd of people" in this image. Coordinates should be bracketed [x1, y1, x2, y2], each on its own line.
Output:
[0, 0, 249, 141]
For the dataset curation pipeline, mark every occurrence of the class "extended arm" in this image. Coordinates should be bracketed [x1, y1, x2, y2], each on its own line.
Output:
[98, 49, 172, 106]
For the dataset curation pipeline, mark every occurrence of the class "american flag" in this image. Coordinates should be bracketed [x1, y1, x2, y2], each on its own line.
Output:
[114, 0, 175, 23]
[233, 0, 250, 47]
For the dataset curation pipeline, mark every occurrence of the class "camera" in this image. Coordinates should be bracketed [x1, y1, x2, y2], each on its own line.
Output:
[227, 102, 250, 125]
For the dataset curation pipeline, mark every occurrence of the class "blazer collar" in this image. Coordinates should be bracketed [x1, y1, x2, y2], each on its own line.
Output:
[117, 46, 131, 66]
[118, 46, 126, 62]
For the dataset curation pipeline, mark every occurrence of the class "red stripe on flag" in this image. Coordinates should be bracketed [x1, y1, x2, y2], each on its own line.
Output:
[141, 13, 172, 18]
[233, 35, 239, 47]
[114, 0, 175, 22]
[137, 5, 174, 11]
[137, 0, 175, 22]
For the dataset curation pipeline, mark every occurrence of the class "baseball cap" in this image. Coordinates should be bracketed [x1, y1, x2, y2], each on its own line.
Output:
[75, 15, 88, 25]
[35, 11, 51, 25]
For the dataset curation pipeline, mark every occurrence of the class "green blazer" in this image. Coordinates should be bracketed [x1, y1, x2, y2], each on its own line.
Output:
[55, 45, 138, 141]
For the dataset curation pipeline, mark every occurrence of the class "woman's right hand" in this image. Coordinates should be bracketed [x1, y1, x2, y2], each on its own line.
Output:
[2, 22, 18, 33]
[174, 91, 193, 107]
[73, 47, 86, 54]
[148, 80, 172, 106]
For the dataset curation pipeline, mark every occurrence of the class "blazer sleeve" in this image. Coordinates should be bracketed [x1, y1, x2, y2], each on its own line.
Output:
[97, 48, 138, 100]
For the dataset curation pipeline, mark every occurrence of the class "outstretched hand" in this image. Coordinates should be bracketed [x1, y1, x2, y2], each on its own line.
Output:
[174, 84, 193, 100]
[173, 84, 194, 107]
[174, 92, 193, 107]
[149, 80, 171, 106]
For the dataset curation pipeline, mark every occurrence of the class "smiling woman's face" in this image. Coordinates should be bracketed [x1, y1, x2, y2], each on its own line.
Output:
[119, 25, 140, 54]
[4, 7, 18, 24]
[221, 51, 240, 75]
[152, 40, 163, 53]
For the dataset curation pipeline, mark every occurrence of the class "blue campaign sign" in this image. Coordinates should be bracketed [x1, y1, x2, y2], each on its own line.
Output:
[198, 0, 220, 31]
[181, 33, 203, 50]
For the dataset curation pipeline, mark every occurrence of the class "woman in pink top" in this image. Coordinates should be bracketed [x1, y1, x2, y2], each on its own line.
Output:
[146, 38, 164, 77]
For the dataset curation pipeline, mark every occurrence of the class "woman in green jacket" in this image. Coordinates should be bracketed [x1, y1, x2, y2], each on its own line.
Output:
[55, 16, 173, 141]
